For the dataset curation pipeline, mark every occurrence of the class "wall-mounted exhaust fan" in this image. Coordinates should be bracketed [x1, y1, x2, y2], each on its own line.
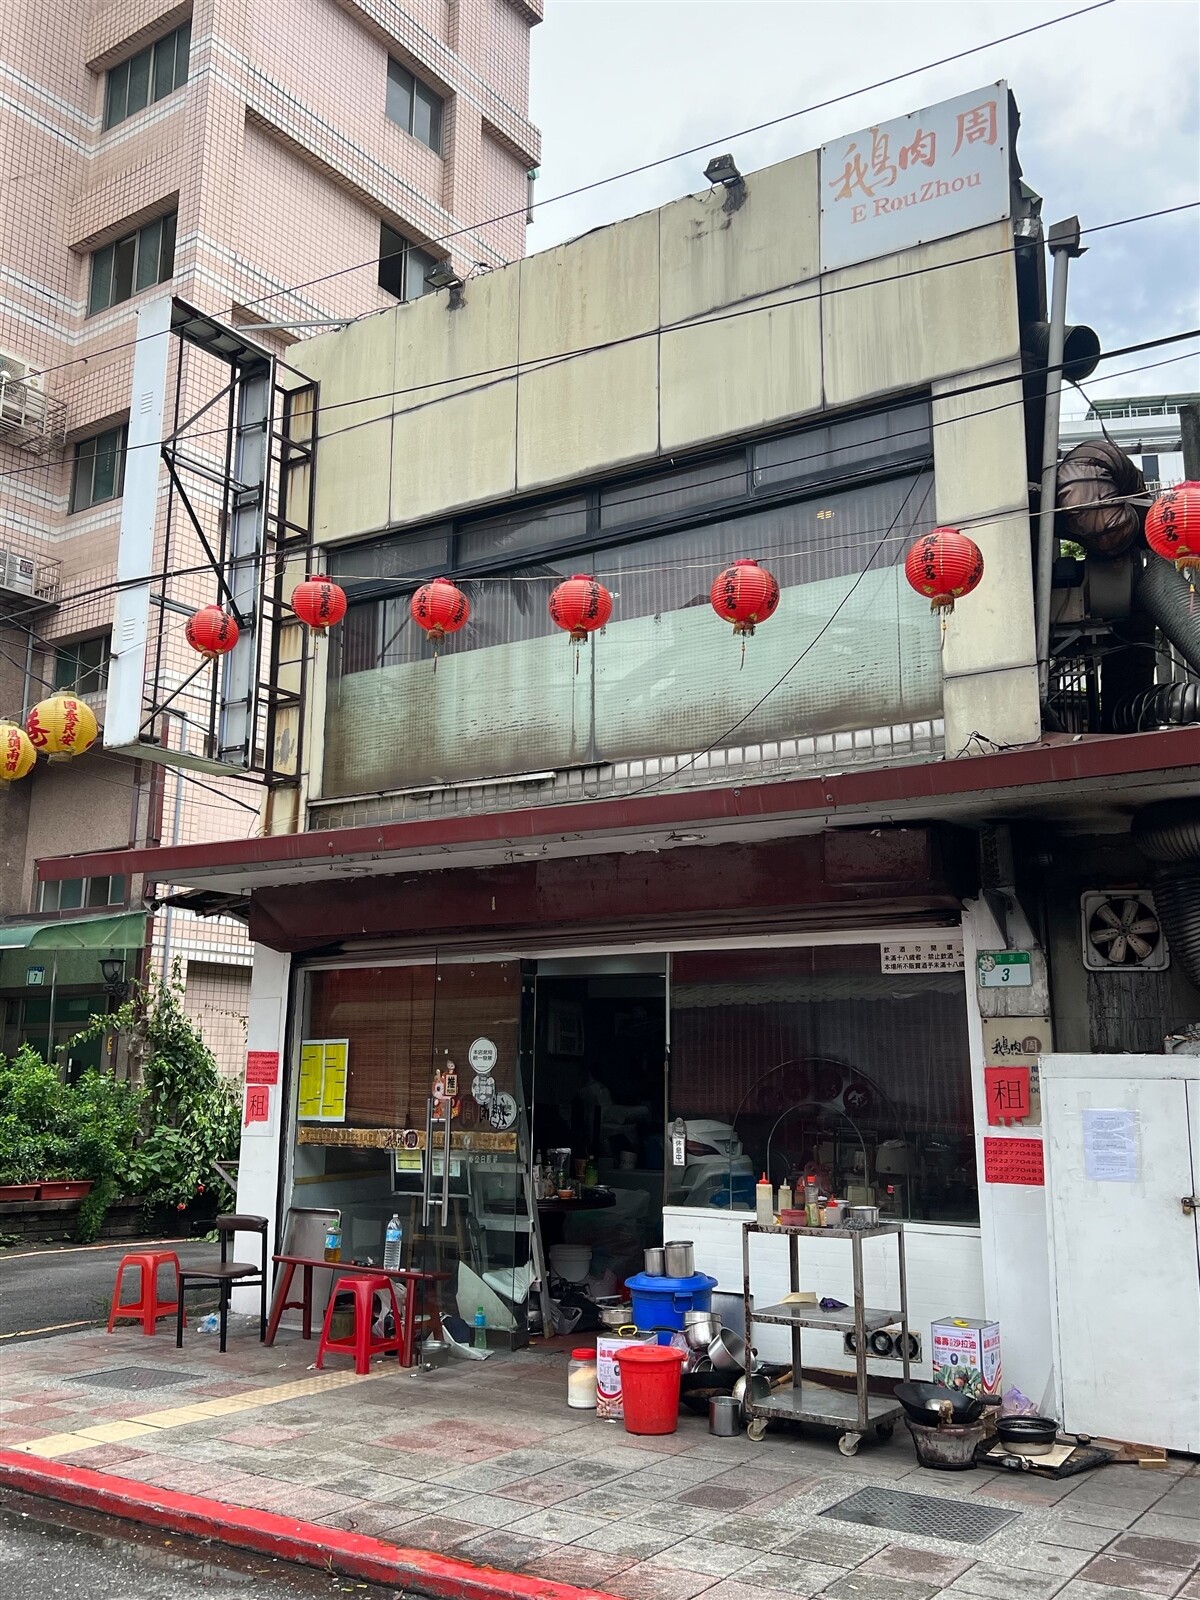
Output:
[1081, 890, 1169, 972]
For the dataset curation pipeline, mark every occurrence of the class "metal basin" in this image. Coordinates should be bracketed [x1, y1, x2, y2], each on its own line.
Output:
[708, 1329, 759, 1373]
[683, 1310, 721, 1351]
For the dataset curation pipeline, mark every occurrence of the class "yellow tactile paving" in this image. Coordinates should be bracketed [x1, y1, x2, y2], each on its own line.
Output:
[72, 1421, 158, 1443]
[15, 1365, 385, 1458]
[19, 1434, 93, 1459]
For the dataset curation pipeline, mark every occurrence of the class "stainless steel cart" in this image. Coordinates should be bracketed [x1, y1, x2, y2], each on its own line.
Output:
[741, 1220, 910, 1455]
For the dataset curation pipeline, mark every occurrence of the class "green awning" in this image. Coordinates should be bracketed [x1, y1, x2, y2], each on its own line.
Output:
[0, 912, 147, 951]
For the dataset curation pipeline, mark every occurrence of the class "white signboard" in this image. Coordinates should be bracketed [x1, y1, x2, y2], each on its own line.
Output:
[820, 82, 1010, 272]
[469, 1037, 498, 1074]
[880, 938, 964, 973]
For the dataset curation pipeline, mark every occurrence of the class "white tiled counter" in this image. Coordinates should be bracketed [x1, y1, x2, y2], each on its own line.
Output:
[663, 1206, 984, 1379]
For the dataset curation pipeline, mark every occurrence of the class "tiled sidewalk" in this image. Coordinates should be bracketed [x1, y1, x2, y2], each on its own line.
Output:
[2, 1322, 1197, 1600]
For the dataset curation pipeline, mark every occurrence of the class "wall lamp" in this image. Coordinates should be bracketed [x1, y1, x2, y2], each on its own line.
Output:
[100, 957, 129, 999]
[704, 153, 744, 192]
[424, 260, 466, 309]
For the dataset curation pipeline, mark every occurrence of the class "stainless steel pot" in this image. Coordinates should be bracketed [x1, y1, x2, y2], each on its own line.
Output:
[708, 1328, 759, 1373]
[597, 1303, 636, 1330]
[643, 1247, 665, 1276]
[682, 1310, 720, 1350]
[421, 1339, 450, 1369]
[847, 1204, 881, 1229]
[732, 1371, 770, 1420]
[663, 1240, 695, 1277]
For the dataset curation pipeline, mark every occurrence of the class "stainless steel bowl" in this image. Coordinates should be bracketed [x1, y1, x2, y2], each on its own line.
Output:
[708, 1329, 760, 1373]
[683, 1310, 721, 1350]
[597, 1304, 636, 1330]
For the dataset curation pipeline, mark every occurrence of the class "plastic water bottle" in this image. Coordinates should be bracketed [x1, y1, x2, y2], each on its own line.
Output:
[383, 1214, 403, 1270]
[473, 1305, 488, 1351]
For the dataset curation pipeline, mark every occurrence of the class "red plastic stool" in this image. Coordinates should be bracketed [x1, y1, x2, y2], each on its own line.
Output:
[315, 1273, 403, 1376]
[108, 1251, 184, 1335]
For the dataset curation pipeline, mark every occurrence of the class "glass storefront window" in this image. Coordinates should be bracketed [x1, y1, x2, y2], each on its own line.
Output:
[289, 961, 531, 1346]
[667, 945, 977, 1224]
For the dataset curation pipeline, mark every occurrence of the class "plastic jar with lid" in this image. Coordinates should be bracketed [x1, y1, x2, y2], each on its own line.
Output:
[567, 1347, 597, 1409]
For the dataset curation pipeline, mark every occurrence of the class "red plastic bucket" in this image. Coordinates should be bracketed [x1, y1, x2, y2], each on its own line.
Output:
[614, 1344, 687, 1435]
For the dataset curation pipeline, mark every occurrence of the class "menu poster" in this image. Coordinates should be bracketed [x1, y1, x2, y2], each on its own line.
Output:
[983, 1136, 1045, 1186]
[298, 1038, 350, 1123]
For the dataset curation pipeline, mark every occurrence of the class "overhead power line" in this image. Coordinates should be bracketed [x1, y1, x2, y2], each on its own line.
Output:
[14, 0, 1135, 387]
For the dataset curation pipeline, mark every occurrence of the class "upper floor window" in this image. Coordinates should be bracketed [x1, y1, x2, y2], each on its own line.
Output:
[39, 874, 127, 913]
[386, 58, 443, 154]
[69, 424, 127, 512]
[88, 212, 176, 315]
[378, 223, 436, 302]
[54, 635, 110, 695]
[104, 20, 191, 130]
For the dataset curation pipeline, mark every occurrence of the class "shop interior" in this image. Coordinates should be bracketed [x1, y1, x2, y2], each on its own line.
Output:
[285, 942, 976, 1346]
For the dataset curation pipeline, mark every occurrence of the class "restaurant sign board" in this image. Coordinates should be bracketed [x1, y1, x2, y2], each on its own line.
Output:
[819, 82, 1011, 272]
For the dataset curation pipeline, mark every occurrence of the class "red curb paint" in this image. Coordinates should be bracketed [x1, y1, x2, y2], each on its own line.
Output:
[0, 1451, 616, 1600]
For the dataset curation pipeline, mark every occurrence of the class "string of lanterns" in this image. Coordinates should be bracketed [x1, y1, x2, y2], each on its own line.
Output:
[6, 487, 1195, 790]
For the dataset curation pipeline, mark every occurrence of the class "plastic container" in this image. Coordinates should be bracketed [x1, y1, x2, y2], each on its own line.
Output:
[624, 1270, 717, 1340]
[615, 1344, 687, 1435]
[568, 1347, 597, 1409]
[473, 1306, 488, 1350]
[323, 1223, 342, 1263]
[550, 1243, 592, 1283]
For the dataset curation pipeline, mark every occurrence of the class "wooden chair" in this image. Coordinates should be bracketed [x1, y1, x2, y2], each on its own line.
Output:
[176, 1213, 268, 1353]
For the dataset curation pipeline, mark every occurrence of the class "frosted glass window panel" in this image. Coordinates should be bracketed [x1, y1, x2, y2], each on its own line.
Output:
[322, 471, 939, 795]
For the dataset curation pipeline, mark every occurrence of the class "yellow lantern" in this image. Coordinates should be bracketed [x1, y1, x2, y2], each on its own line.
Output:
[0, 721, 36, 781]
[25, 695, 99, 759]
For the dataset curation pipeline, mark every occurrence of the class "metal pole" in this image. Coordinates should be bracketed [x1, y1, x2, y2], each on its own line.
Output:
[1180, 402, 1200, 480]
[1036, 218, 1085, 704]
[45, 950, 58, 1063]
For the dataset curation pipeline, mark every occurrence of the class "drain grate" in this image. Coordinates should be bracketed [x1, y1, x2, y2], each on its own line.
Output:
[820, 1486, 1019, 1543]
[69, 1367, 202, 1392]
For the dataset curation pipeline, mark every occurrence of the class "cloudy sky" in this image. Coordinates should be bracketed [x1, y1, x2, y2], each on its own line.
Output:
[527, 1, 1199, 411]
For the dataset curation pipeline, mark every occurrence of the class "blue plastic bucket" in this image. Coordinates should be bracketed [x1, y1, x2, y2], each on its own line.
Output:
[625, 1271, 717, 1341]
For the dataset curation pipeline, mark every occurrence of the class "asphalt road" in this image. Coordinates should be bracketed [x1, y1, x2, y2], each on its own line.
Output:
[0, 1491, 410, 1600]
[0, 1238, 217, 1342]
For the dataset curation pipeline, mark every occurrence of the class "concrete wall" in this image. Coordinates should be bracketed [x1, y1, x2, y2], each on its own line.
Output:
[297, 147, 1040, 764]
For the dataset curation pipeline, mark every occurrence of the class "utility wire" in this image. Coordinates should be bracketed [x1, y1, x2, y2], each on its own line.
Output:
[8, 197, 1195, 452]
[0, 339, 1195, 645]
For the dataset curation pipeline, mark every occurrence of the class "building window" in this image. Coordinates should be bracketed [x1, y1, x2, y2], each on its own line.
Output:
[54, 635, 110, 694]
[104, 21, 191, 130]
[378, 223, 437, 302]
[39, 874, 127, 913]
[88, 212, 176, 315]
[386, 58, 443, 154]
[69, 425, 127, 512]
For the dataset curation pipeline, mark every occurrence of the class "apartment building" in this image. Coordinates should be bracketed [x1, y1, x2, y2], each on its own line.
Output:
[0, 0, 541, 1073]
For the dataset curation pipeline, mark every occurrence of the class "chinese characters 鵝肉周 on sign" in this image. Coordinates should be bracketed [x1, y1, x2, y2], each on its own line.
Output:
[819, 83, 1010, 272]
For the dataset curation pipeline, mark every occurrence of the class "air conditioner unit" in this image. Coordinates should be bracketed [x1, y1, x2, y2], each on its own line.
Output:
[0, 351, 64, 456]
[0, 547, 37, 595]
[1081, 889, 1169, 972]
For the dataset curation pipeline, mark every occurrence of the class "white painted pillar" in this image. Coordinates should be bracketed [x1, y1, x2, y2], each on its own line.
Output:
[232, 944, 291, 1313]
[961, 897, 1055, 1409]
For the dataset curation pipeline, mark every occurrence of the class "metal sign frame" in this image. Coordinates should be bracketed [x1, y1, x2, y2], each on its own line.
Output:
[104, 298, 316, 789]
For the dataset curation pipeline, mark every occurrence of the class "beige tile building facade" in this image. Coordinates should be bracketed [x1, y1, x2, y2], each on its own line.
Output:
[0, 0, 540, 1075]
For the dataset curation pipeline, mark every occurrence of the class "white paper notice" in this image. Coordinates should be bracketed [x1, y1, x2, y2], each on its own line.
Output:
[1082, 1108, 1138, 1183]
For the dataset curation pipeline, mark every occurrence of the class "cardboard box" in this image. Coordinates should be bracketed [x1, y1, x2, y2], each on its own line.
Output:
[931, 1316, 1001, 1398]
[596, 1333, 655, 1420]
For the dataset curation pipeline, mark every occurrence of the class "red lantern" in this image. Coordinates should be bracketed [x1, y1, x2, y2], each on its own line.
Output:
[548, 574, 613, 644]
[185, 604, 239, 659]
[291, 575, 347, 633]
[1145, 482, 1200, 578]
[709, 558, 780, 637]
[410, 577, 470, 641]
[903, 527, 984, 613]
